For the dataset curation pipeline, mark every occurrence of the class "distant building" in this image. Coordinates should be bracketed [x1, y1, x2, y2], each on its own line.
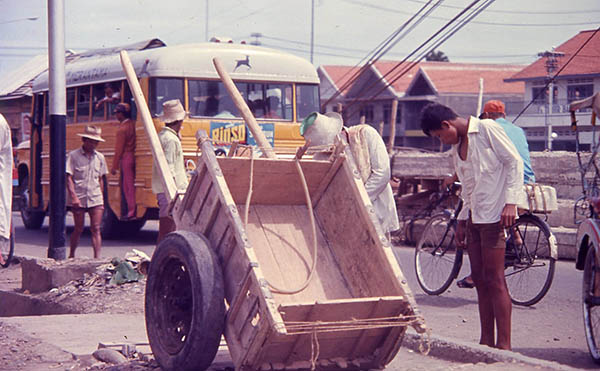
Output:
[319, 61, 524, 151]
[505, 29, 600, 151]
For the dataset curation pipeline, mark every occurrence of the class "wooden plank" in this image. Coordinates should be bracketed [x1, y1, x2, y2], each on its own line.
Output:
[218, 157, 330, 205]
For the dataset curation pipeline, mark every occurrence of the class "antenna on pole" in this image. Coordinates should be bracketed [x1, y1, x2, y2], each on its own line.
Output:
[250, 32, 262, 46]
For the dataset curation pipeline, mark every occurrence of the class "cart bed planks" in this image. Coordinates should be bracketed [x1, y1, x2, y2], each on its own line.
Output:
[170, 138, 426, 370]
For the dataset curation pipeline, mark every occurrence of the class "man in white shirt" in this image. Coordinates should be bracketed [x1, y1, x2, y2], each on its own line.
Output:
[300, 112, 399, 236]
[0, 114, 12, 266]
[420, 103, 523, 351]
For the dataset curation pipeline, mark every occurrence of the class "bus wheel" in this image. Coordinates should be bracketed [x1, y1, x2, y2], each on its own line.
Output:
[20, 176, 45, 230]
[146, 231, 224, 371]
[101, 206, 123, 239]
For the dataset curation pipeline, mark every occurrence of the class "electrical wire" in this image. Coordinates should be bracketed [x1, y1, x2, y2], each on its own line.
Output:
[512, 26, 600, 124]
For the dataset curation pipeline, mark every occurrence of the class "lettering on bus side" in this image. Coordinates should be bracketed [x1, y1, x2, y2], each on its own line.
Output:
[210, 122, 247, 143]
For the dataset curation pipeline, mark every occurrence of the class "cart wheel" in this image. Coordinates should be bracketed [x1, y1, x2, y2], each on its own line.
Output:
[145, 231, 225, 371]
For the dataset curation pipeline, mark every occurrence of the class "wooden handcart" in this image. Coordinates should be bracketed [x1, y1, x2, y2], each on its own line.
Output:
[121, 51, 427, 370]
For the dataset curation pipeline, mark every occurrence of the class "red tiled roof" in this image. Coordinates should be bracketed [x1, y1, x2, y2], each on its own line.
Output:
[420, 62, 525, 94]
[320, 65, 361, 96]
[507, 29, 600, 81]
[322, 61, 524, 96]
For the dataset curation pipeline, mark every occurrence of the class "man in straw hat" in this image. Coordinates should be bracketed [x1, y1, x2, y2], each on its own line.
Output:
[152, 99, 189, 243]
[66, 125, 108, 258]
[300, 112, 399, 236]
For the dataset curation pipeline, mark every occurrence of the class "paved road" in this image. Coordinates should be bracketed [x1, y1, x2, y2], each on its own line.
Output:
[8, 211, 595, 369]
[392, 245, 594, 369]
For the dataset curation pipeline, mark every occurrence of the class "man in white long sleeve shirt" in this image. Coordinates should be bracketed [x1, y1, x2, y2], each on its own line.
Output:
[0, 114, 12, 266]
[420, 103, 523, 351]
[300, 112, 399, 236]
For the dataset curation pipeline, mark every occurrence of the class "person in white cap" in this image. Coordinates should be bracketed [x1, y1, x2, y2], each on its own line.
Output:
[300, 112, 399, 237]
[152, 99, 189, 243]
[0, 114, 12, 266]
[66, 125, 108, 258]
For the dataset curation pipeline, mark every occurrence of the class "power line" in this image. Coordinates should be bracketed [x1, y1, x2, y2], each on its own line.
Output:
[513, 26, 600, 124]
[341, 0, 598, 27]
[403, 0, 600, 15]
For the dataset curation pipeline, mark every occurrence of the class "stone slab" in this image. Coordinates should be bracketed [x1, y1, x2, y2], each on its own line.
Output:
[20, 256, 109, 293]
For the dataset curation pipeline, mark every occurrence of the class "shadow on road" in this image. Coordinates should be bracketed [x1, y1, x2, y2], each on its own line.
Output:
[414, 292, 477, 308]
[516, 346, 596, 369]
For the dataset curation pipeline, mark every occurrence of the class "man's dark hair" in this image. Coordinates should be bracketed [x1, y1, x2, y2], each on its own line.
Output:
[420, 102, 459, 136]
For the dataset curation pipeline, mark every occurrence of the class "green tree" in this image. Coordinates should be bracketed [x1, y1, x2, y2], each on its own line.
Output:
[425, 50, 449, 62]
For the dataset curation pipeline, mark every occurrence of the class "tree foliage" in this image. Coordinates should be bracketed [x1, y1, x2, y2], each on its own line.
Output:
[425, 50, 449, 62]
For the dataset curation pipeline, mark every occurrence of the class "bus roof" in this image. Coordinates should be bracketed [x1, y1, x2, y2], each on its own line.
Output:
[32, 42, 320, 92]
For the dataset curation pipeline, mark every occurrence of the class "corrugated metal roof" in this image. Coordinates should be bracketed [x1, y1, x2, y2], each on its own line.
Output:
[0, 54, 48, 99]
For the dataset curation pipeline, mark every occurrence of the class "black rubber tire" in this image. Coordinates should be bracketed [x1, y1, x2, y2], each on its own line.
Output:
[0, 226, 14, 268]
[505, 214, 556, 306]
[145, 231, 225, 371]
[582, 247, 600, 364]
[415, 212, 463, 295]
[19, 176, 45, 230]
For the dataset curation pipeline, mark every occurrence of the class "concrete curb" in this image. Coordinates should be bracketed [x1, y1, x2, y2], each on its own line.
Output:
[403, 329, 578, 370]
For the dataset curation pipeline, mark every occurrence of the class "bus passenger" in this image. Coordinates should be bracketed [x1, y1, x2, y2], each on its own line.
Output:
[152, 99, 189, 243]
[95, 83, 120, 111]
[66, 125, 108, 259]
[111, 103, 136, 220]
[264, 96, 281, 119]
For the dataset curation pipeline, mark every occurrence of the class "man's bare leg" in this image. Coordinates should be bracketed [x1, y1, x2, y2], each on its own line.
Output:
[89, 207, 103, 259]
[69, 209, 85, 258]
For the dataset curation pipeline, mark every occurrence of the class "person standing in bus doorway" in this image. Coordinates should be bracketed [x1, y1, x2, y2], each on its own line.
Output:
[0, 114, 12, 266]
[66, 125, 108, 259]
[152, 99, 189, 243]
[111, 103, 136, 220]
[300, 112, 399, 238]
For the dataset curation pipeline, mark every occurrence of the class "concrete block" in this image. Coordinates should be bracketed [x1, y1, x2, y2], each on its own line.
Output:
[21, 256, 108, 294]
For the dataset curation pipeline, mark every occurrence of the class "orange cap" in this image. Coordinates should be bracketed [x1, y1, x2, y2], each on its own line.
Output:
[483, 100, 505, 114]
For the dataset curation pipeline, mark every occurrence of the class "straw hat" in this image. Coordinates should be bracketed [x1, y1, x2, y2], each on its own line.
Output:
[160, 99, 186, 124]
[77, 125, 105, 142]
[300, 112, 343, 146]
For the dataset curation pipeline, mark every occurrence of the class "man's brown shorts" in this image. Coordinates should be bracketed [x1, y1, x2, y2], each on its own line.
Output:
[467, 219, 505, 249]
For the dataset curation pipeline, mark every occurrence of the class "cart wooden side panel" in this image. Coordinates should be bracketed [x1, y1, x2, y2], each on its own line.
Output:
[174, 139, 425, 370]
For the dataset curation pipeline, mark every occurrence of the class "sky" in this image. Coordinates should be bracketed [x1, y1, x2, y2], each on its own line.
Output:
[0, 0, 599, 79]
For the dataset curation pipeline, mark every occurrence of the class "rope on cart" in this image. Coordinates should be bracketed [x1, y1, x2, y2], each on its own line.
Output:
[281, 314, 426, 334]
[196, 137, 321, 294]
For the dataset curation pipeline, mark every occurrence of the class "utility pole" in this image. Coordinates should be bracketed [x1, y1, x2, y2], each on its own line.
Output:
[47, 0, 66, 260]
[205, 0, 209, 42]
[310, 0, 315, 64]
[538, 50, 564, 151]
[250, 32, 262, 46]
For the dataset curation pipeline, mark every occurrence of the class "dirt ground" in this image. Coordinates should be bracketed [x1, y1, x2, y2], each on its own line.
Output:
[0, 260, 162, 370]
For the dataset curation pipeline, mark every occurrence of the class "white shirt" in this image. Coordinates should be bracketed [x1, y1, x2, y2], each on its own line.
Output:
[348, 125, 400, 234]
[0, 114, 11, 239]
[453, 117, 523, 223]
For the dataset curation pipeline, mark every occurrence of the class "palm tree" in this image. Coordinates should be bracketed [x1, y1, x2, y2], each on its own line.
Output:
[425, 50, 449, 62]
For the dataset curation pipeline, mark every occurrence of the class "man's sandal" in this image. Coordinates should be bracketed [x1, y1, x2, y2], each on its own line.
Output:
[456, 276, 475, 289]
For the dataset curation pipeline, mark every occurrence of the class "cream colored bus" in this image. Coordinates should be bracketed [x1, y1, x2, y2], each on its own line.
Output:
[22, 41, 320, 237]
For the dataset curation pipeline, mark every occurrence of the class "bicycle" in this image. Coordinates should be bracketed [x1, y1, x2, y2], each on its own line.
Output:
[0, 223, 15, 268]
[414, 183, 556, 306]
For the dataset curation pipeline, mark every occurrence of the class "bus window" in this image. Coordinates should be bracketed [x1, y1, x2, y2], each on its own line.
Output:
[149, 78, 184, 117]
[188, 80, 245, 118]
[296, 84, 319, 122]
[77, 86, 91, 122]
[264, 84, 289, 120]
[92, 84, 107, 121]
[107, 81, 123, 120]
[66, 88, 75, 124]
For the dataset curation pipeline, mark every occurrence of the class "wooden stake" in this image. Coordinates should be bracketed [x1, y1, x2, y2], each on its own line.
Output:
[387, 99, 398, 154]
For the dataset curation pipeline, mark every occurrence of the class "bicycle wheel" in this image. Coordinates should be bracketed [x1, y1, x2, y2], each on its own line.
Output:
[415, 212, 463, 295]
[0, 227, 14, 268]
[583, 246, 600, 364]
[505, 214, 556, 306]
